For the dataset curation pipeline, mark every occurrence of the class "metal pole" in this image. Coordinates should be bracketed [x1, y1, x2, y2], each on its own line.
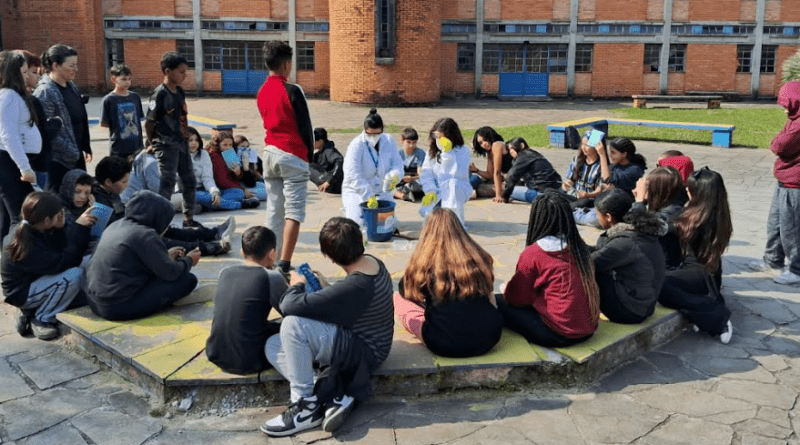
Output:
[192, 0, 203, 96]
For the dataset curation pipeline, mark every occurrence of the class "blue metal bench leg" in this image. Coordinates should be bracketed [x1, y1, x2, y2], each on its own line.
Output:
[712, 130, 732, 148]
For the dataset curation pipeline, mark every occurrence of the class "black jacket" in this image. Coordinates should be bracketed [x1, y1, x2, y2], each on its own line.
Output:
[59, 169, 91, 226]
[592, 210, 667, 318]
[1, 221, 91, 307]
[311, 141, 344, 192]
[502, 150, 562, 201]
[632, 193, 687, 269]
[92, 182, 126, 226]
[84, 191, 194, 307]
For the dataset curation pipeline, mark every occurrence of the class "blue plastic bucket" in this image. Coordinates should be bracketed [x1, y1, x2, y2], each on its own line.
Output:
[359, 200, 396, 242]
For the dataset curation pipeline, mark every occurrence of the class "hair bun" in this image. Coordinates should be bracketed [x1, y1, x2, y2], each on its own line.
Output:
[369, 108, 378, 115]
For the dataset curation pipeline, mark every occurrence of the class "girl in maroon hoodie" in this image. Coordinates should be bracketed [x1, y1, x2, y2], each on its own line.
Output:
[749, 81, 800, 285]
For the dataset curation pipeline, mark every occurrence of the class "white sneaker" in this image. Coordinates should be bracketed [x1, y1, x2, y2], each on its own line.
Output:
[260, 396, 323, 437]
[774, 270, 800, 285]
[719, 321, 733, 344]
[748, 260, 783, 275]
[322, 395, 355, 432]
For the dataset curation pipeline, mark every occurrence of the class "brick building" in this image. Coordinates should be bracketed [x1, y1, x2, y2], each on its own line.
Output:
[2, 0, 798, 104]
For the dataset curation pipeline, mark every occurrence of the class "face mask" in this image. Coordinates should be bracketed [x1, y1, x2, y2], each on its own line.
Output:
[365, 134, 380, 146]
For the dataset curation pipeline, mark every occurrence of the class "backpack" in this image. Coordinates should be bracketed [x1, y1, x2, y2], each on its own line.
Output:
[564, 126, 581, 150]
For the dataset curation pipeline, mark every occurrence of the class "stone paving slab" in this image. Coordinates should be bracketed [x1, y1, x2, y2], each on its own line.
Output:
[0, 388, 103, 441]
[0, 360, 34, 403]
[16, 351, 99, 390]
[19, 422, 89, 445]
[71, 408, 162, 445]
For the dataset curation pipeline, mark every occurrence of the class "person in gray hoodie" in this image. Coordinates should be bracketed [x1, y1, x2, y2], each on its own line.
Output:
[84, 190, 200, 320]
[591, 189, 666, 324]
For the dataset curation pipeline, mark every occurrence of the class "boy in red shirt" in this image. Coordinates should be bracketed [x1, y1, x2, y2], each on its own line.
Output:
[256, 41, 314, 274]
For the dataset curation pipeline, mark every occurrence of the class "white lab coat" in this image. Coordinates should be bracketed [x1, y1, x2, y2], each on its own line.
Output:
[342, 132, 404, 226]
[419, 144, 472, 225]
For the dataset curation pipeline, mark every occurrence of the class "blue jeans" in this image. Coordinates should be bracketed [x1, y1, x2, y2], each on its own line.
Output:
[573, 207, 600, 227]
[763, 184, 800, 275]
[510, 186, 540, 203]
[265, 316, 339, 402]
[23, 267, 83, 323]
[469, 173, 483, 190]
[195, 188, 243, 210]
[247, 180, 267, 201]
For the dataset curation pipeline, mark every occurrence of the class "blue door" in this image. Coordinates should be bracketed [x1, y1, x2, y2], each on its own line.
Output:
[498, 44, 549, 98]
[221, 42, 268, 95]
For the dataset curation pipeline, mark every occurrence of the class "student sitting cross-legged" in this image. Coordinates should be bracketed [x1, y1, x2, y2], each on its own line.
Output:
[497, 191, 599, 347]
[394, 208, 502, 357]
[205, 226, 288, 375]
[84, 190, 200, 321]
[262, 217, 394, 437]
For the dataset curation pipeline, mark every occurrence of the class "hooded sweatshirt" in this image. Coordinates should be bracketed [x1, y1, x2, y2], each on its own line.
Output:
[84, 190, 194, 307]
[771, 81, 800, 188]
[592, 210, 667, 318]
[59, 169, 92, 225]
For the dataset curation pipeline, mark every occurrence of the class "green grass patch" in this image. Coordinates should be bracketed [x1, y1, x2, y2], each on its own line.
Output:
[329, 107, 785, 149]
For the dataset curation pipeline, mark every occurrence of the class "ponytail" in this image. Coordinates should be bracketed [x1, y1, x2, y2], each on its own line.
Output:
[5, 192, 63, 263]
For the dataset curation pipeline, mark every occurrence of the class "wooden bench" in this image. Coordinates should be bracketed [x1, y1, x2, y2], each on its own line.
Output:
[632, 94, 723, 109]
[547, 117, 736, 148]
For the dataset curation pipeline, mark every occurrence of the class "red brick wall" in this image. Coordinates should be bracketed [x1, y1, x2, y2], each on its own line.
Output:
[297, 0, 315, 19]
[484, 0, 501, 20]
[329, 0, 441, 104]
[125, 39, 177, 90]
[440, 43, 474, 96]
[502, 0, 552, 19]
[2, 0, 105, 90]
[105, 0, 122, 15]
[735, 73, 751, 95]
[295, 41, 330, 95]
[175, 0, 192, 17]
[578, 0, 596, 21]
[647, 0, 663, 21]
[481, 75, 499, 95]
[201, 0, 220, 17]
[776, 45, 799, 95]
[672, 0, 688, 21]
[204, 71, 222, 92]
[781, 0, 800, 22]
[666, 73, 685, 94]
[314, 0, 328, 20]
[122, 0, 173, 17]
[684, 44, 737, 92]
[575, 73, 592, 96]
[553, 0, 570, 20]
[271, 0, 288, 19]
[689, 0, 740, 21]
[596, 0, 646, 21]
[765, 0, 780, 22]
[220, 0, 270, 18]
[642, 73, 660, 94]
[442, 0, 475, 19]
[591, 44, 644, 97]
[739, 0, 756, 22]
[549, 74, 567, 96]
[759, 74, 776, 97]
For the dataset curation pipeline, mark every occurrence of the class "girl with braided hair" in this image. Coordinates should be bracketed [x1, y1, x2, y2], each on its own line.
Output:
[497, 191, 599, 347]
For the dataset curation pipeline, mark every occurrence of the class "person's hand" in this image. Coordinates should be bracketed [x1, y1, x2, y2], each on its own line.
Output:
[187, 247, 201, 266]
[243, 189, 254, 199]
[84, 153, 93, 163]
[20, 169, 36, 183]
[289, 271, 306, 286]
[211, 192, 221, 206]
[76, 206, 98, 227]
[469, 162, 478, 173]
[318, 182, 330, 192]
[145, 144, 155, 155]
[421, 192, 437, 207]
[403, 175, 413, 183]
[602, 183, 616, 191]
[230, 162, 241, 176]
[493, 196, 506, 204]
[596, 141, 607, 158]
[88, 194, 96, 207]
[168, 246, 186, 260]
[576, 189, 588, 199]
[633, 177, 647, 202]
[240, 151, 250, 171]
[312, 270, 329, 288]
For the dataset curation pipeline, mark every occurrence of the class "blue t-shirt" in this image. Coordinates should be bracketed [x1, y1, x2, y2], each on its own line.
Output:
[101, 91, 145, 157]
[400, 147, 426, 175]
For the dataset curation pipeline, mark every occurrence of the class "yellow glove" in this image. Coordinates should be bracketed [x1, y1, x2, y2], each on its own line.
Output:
[421, 192, 438, 207]
[367, 195, 379, 209]
[439, 136, 453, 153]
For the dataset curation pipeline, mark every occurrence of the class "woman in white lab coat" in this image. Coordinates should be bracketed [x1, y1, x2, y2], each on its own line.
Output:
[419, 118, 472, 226]
[341, 108, 404, 227]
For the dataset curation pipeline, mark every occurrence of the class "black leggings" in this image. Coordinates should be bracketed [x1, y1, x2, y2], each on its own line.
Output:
[659, 264, 730, 336]
[496, 295, 591, 348]
[90, 273, 198, 321]
[596, 272, 653, 324]
[0, 151, 35, 240]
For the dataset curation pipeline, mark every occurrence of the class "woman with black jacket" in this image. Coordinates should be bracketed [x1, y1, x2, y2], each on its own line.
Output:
[309, 127, 343, 194]
[501, 137, 562, 204]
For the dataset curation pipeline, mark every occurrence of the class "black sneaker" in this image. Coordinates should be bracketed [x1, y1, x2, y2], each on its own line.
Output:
[201, 240, 231, 256]
[242, 197, 260, 209]
[31, 319, 60, 341]
[183, 220, 206, 230]
[322, 395, 355, 432]
[15, 309, 31, 336]
[260, 397, 323, 437]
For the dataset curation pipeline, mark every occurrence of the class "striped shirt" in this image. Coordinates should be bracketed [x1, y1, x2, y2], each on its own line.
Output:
[565, 157, 601, 194]
[350, 259, 394, 363]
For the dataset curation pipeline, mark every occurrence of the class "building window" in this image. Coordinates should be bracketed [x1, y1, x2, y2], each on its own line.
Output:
[297, 42, 315, 71]
[221, 42, 247, 70]
[483, 44, 500, 73]
[547, 44, 568, 74]
[248, 44, 265, 71]
[644, 44, 661, 72]
[668, 44, 686, 72]
[176, 40, 196, 69]
[375, 0, 396, 60]
[501, 44, 525, 73]
[457, 43, 475, 72]
[761, 45, 777, 73]
[575, 44, 593, 72]
[737, 45, 753, 73]
[106, 39, 124, 68]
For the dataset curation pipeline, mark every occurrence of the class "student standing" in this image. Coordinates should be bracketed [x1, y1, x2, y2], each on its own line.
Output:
[144, 52, 199, 229]
[100, 64, 145, 160]
[257, 41, 314, 275]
